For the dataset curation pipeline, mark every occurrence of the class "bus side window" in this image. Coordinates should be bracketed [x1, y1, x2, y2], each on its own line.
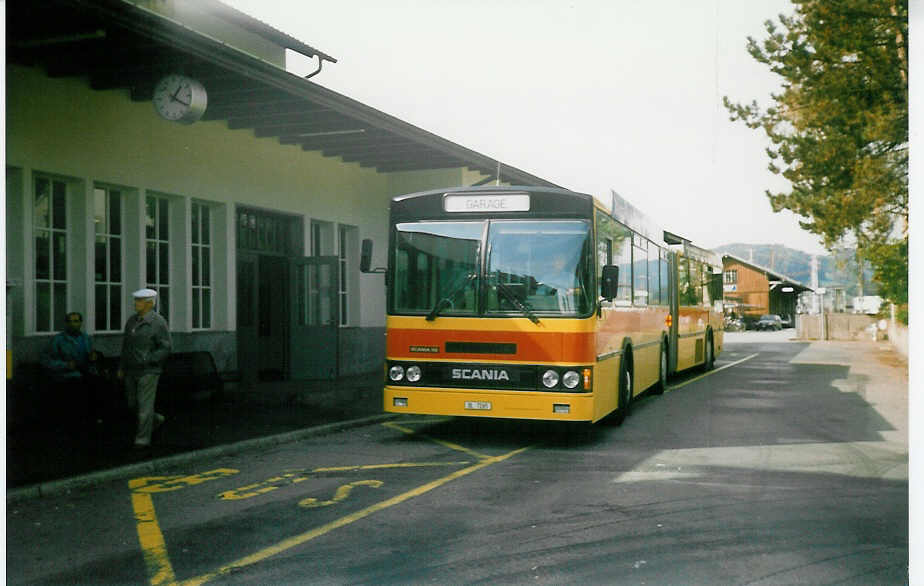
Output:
[660, 250, 670, 306]
[615, 236, 632, 305]
[596, 211, 631, 305]
[678, 258, 696, 306]
[648, 247, 660, 305]
[692, 261, 704, 305]
[633, 242, 648, 305]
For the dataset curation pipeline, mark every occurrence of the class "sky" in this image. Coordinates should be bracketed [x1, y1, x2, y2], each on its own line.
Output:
[222, 0, 829, 256]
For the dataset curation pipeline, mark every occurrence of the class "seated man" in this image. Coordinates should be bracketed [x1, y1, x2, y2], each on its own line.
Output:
[41, 312, 105, 426]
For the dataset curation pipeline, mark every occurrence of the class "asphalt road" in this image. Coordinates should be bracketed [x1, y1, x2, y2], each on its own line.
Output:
[7, 332, 908, 585]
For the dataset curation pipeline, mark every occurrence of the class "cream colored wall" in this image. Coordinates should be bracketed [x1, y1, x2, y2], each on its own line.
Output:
[7, 65, 485, 332]
[7, 65, 392, 329]
[387, 168, 464, 197]
[7, 67, 389, 217]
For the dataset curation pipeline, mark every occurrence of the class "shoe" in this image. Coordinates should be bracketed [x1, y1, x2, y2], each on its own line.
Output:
[153, 413, 166, 432]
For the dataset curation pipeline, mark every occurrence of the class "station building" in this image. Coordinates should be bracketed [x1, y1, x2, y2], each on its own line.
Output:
[5, 0, 558, 384]
[721, 253, 813, 325]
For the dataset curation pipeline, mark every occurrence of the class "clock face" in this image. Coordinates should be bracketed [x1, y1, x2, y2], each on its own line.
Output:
[153, 74, 207, 124]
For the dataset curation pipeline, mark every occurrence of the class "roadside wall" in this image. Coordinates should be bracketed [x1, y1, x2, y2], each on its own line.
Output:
[797, 313, 878, 341]
[888, 321, 908, 358]
[798, 311, 908, 356]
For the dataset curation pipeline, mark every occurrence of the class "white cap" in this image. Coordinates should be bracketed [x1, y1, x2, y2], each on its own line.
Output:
[132, 288, 158, 299]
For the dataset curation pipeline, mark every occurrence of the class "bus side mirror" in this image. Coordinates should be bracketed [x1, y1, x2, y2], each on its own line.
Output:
[601, 265, 619, 301]
[360, 238, 386, 274]
[360, 239, 373, 273]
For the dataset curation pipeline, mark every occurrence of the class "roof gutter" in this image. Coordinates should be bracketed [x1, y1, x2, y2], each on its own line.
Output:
[76, 0, 559, 187]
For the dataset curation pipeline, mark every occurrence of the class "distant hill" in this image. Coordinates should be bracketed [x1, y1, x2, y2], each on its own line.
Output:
[714, 243, 877, 298]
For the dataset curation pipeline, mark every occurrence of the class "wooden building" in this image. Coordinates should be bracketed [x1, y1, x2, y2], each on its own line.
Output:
[722, 254, 813, 326]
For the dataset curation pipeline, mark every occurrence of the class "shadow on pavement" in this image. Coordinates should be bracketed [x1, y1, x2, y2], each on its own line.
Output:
[6, 373, 384, 489]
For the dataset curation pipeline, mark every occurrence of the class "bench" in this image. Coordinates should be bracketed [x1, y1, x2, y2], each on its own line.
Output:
[157, 351, 240, 403]
[7, 350, 241, 410]
[8, 351, 240, 426]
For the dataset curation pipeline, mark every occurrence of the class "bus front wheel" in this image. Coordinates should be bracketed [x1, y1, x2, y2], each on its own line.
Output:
[613, 358, 632, 426]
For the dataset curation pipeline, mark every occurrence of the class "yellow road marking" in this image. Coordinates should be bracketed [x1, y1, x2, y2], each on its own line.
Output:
[219, 462, 470, 500]
[129, 469, 239, 586]
[128, 468, 238, 584]
[131, 469, 240, 494]
[299, 480, 384, 508]
[667, 353, 759, 392]
[132, 491, 176, 586]
[311, 461, 470, 473]
[383, 421, 489, 460]
[181, 446, 531, 586]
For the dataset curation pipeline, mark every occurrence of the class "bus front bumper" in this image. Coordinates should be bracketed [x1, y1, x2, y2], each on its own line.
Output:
[384, 386, 597, 422]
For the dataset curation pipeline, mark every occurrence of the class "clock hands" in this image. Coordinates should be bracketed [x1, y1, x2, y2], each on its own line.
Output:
[170, 85, 191, 106]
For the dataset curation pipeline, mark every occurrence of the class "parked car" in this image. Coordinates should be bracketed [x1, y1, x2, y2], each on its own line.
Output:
[756, 314, 783, 331]
[724, 316, 745, 332]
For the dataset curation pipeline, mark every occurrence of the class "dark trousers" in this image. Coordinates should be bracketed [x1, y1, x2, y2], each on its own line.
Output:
[57, 372, 109, 428]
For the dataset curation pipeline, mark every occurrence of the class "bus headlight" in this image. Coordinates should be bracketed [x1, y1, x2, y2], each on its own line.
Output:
[562, 370, 581, 389]
[406, 365, 422, 383]
[389, 365, 405, 382]
[541, 369, 559, 388]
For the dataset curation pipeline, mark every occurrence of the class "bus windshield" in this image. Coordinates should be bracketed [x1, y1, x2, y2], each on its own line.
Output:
[486, 220, 592, 316]
[392, 219, 593, 317]
[393, 222, 483, 316]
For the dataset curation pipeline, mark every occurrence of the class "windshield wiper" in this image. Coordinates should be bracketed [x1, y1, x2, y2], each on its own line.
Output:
[496, 281, 541, 324]
[426, 273, 477, 321]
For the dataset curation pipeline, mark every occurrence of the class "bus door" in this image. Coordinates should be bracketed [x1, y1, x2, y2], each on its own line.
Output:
[290, 256, 339, 380]
[667, 251, 680, 375]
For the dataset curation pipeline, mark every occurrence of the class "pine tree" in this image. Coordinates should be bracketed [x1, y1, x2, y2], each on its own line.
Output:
[723, 0, 907, 316]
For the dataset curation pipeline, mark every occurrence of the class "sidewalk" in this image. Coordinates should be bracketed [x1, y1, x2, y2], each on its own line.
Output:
[6, 372, 387, 497]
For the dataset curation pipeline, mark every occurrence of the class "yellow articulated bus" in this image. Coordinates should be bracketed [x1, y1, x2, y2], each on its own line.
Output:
[362, 186, 724, 424]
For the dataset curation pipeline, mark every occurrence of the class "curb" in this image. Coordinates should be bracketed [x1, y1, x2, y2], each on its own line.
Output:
[7, 413, 396, 504]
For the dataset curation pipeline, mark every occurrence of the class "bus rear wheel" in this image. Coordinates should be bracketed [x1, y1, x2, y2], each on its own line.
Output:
[651, 342, 667, 395]
[703, 333, 715, 371]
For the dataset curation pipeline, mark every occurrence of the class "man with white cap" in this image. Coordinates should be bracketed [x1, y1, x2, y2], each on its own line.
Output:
[119, 288, 172, 448]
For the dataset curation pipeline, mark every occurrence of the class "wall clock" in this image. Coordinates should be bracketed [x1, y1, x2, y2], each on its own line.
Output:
[152, 74, 208, 124]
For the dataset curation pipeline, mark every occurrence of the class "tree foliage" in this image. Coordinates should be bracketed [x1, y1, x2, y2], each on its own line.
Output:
[723, 0, 907, 306]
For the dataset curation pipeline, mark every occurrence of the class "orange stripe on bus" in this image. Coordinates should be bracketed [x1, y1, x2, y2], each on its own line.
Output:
[387, 328, 596, 363]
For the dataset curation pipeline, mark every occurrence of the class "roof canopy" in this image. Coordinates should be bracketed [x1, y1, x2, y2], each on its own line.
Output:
[7, 0, 560, 186]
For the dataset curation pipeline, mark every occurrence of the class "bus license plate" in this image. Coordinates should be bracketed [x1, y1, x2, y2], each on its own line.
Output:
[464, 401, 492, 411]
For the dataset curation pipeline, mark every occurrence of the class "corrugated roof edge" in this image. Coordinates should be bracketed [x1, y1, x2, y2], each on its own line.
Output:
[208, 0, 337, 62]
[98, 0, 558, 187]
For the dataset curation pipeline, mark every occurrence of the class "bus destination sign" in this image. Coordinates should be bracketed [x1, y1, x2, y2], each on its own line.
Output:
[444, 193, 530, 213]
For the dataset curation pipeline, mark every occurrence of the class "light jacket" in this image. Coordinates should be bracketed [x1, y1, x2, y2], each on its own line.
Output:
[120, 311, 171, 375]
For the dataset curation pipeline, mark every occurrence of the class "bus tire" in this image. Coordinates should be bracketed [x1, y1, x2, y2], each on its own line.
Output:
[613, 355, 632, 426]
[703, 332, 715, 371]
[651, 341, 667, 395]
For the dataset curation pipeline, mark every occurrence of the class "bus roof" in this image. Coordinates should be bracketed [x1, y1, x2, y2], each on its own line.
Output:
[390, 185, 596, 221]
[390, 186, 722, 267]
[391, 185, 591, 203]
